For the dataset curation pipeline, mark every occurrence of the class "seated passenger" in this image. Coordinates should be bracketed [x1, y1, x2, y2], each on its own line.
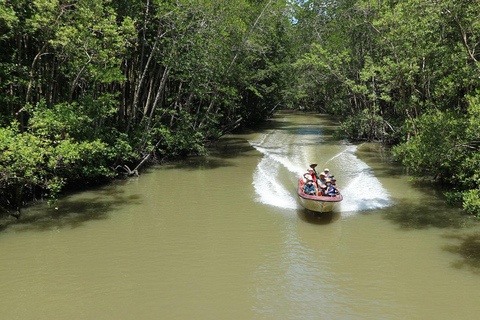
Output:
[302, 173, 310, 183]
[326, 178, 339, 197]
[303, 177, 318, 196]
[317, 172, 327, 195]
[323, 168, 330, 177]
[303, 169, 318, 185]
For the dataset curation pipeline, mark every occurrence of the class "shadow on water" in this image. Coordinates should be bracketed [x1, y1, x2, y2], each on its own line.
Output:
[207, 136, 264, 160]
[381, 198, 472, 230]
[354, 144, 480, 275]
[145, 138, 255, 173]
[166, 156, 239, 171]
[297, 209, 341, 225]
[0, 187, 142, 234]
[443, 233, 480, 274]
[382, 179, 474, 230]
[380, 180, 480, 274]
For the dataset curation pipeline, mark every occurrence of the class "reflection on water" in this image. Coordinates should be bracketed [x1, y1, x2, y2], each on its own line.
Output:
[297, 209, 341, 225]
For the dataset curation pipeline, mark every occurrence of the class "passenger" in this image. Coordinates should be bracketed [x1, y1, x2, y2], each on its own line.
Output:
[303, 176, 318, 196]
[302, 172, 310, 184]
[325, 181, 331, 195]
[304, 168, 318, 185]
[323, 168, 330, 177]
[326, 178, 339, 197]
[317, 172, 328, 195]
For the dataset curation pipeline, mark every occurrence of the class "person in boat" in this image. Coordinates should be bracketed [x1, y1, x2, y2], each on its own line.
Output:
[317, 172, 328, 196]
[310, 164, 320, 180]
[326, 178, 339, 197]
[323, 168, 330, 178]
[304, 168, 318, 185]
[303, 175, 318, 196]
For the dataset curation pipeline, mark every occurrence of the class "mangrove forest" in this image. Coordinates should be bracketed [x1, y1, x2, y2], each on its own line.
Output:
[1, 0, 479, 216]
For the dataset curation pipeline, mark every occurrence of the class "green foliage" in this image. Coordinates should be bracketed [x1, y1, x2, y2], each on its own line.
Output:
[0, 100, 113, 210]
[0, 0, 298, 213]
[1, 0, 479, 220]
[291, 0, 480, 216]
[337, 109, 385, 141]
[393, 94, 480, 216]
[0, 0, 17, 40]
[0, 122, 109, 208]
[47, 0, 135, 94]
[28, 101, 93, 140]
[463, 189, 480, 217]
[392, 110, 457, 178]
[154, 110, 209, 158]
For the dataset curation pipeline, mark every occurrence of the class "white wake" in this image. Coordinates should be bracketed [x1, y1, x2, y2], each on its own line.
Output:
[333, 145, 392, 214]
[249, 127, 392, 214]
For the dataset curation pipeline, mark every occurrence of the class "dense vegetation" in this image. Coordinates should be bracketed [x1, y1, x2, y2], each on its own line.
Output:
[0, 0, 297, 215]
[1, 0, 479, 217]
[292, 0, 480, 216]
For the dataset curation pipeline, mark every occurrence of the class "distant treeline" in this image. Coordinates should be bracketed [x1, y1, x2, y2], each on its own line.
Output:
[1, 0, 479, 216]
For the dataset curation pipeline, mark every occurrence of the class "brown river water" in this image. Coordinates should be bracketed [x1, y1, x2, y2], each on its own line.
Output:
[1, 112, 480, 320]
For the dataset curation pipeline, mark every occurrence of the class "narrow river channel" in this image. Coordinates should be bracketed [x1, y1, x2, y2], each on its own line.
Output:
[1, 112, 480, 319]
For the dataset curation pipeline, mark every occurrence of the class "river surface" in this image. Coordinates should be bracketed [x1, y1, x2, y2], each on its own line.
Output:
[2, 112, 480, 320]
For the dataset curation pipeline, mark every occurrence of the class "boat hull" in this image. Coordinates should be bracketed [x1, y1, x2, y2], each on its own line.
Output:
[296, 180, 343, 213]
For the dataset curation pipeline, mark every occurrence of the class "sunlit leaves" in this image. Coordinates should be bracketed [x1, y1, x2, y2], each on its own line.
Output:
[0, 0, 18, 39]
[48, 0, 135, 89]
[392, 98, 480, 216]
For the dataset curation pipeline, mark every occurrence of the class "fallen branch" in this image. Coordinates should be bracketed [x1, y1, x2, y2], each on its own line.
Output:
[114, 165, 139, 177]
[132, 136, 166, 172]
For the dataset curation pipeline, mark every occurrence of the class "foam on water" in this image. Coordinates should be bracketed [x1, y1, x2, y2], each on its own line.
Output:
[249, 129, 392, 214]
[333, 145, 392, 214]
[249, 129, 305, 210]
[252, 156, 300, 209]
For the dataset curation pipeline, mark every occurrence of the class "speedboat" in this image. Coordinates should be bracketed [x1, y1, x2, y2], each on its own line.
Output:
[296, 178, 343, 213]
